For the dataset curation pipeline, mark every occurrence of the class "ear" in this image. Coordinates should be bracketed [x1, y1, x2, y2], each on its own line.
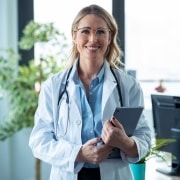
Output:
[107, 34, 112, 45]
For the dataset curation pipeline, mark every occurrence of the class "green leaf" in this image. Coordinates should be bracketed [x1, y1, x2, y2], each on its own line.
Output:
[137, 138, 176, 164]
[0, 20, 67, 141]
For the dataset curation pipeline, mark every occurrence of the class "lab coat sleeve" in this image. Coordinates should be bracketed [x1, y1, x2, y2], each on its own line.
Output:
[120, 78, 152, 163]
[29, 77, 82, 173]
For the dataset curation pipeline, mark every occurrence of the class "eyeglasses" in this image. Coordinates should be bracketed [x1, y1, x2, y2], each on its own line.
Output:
[74, 27, 110, 39]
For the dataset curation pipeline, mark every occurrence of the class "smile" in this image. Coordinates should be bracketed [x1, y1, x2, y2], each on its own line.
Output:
[85, 46, 100, 50]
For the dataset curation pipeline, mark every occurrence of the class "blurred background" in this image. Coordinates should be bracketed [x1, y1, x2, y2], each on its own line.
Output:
[0, 0, 180, 180]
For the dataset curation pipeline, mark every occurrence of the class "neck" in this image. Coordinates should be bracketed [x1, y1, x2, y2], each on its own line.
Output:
[78, 59, 103, 80]
[77, 60, 103, 92]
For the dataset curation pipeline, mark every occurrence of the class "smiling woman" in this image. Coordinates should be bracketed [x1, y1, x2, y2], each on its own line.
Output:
[29, 4, 151, 180]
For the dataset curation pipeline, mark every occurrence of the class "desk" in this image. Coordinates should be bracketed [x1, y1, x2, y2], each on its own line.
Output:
[146, 158, 180, 180]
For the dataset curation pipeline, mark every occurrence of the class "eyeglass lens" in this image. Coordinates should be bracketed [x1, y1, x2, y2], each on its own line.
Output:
[75, 28, 110, 38]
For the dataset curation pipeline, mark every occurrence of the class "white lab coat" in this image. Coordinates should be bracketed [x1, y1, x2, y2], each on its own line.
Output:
[29, 60, 151, 180]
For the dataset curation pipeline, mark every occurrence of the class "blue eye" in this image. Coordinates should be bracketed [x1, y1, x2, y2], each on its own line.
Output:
[81, 29, 90, 35]
[96, 29, 106, 35]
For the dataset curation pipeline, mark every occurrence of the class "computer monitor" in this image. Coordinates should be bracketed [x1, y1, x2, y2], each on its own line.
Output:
[151, 94, 180, 176]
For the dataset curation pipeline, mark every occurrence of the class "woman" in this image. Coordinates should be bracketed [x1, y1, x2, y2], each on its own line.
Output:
[29, 4, 151, 180]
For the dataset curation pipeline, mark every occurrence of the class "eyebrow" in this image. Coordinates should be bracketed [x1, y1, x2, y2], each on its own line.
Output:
[77, 27, 109, 30]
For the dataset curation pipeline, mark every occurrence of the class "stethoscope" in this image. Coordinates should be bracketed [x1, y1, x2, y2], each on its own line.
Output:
[57, 67, 72, 106]
[56, 66, 123, 138]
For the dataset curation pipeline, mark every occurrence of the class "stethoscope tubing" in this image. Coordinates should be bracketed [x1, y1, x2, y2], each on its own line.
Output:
[56, 65, 123, 137]
[57, 66, 123, 107]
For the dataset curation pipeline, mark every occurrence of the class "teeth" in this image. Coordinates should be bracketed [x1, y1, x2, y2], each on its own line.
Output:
[86, 46, 99, 50]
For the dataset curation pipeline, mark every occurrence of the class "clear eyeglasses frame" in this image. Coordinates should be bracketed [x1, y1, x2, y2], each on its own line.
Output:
[74, 27, 111, 39]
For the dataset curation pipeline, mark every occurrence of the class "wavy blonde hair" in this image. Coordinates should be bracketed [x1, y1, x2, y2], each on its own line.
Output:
[66, 4, 123, 69]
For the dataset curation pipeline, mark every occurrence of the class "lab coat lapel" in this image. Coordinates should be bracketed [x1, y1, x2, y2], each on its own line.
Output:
[67, 80, 82, 116]
[101, 62, 118, 122]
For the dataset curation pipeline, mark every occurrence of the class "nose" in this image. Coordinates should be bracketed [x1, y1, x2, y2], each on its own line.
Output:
[89, 31, 97, 42]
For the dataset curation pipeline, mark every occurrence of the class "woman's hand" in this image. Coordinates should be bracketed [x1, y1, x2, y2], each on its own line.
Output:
[101, 117, 138, 157]
[76, 137, 113, 164]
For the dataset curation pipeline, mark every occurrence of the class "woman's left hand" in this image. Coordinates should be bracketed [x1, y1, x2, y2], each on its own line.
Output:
[101, 116, 128, 149]
[101, 116, 138, 157]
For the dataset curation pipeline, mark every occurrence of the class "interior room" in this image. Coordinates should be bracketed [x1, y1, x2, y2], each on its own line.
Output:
[0, 0, 180, 180]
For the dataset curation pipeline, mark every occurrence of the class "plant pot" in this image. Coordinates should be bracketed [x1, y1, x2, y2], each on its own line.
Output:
[130, 163, 146, 180]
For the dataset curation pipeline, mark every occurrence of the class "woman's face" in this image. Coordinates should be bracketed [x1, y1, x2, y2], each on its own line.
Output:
[73, 14, 111, 63]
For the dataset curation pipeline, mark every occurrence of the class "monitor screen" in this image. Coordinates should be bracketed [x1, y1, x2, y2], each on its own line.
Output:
[151, 94, 180, 176]
[151, 94, 180, 140]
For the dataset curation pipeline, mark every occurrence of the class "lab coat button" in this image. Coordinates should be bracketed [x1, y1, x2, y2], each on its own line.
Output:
[75, 119, 81, 125]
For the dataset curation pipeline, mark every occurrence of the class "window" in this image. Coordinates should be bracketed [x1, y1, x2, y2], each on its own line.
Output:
[125, 0, 180, 108]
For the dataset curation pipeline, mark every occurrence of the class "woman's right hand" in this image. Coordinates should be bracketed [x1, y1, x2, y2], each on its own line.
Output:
[76, 137, 113, 164]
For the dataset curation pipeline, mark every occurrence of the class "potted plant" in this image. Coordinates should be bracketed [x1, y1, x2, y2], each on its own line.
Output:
[0, 20, 67, 180]
[130, 138, 176, 180]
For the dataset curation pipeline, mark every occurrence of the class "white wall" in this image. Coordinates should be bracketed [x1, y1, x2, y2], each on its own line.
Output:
[0, 0, 18, 51]
[0, 0, 17, 179]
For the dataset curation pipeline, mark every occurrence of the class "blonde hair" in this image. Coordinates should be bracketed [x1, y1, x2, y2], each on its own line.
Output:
[66, 4, 123, 69]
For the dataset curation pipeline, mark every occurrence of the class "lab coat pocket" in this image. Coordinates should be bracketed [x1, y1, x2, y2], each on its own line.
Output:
[99, 159, 133, 180]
